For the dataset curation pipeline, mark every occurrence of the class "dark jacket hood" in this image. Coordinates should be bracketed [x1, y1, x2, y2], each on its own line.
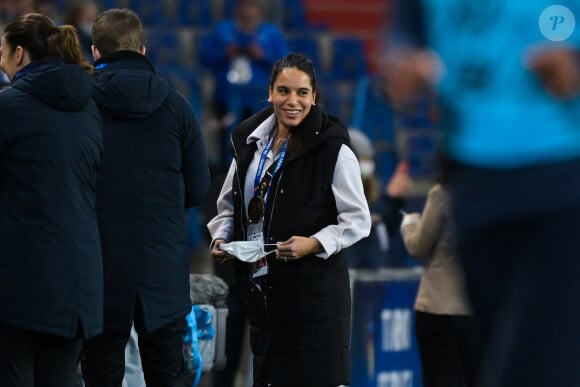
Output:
[92, 51, 169, 119]
[12, 60, 93, 112]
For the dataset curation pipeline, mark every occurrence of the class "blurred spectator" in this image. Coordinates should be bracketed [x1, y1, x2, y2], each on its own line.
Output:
[64, 1, 99, 62]
[344, 128, 413, 268]
[400, 157, 479, 387]
[385, 1, 580, 387]
[199, 0, 289, 171]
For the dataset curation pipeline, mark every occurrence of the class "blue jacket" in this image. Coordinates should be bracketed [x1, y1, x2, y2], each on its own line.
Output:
[199, 20, 289, 109]
[92, 51, 210, 333]
[0, 61, 103, 339]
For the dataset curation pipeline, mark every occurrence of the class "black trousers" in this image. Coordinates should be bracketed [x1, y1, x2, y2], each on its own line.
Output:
[0, 323, 82, 387]
[415, 311, 479, 387]
[81, 306, 189, 387]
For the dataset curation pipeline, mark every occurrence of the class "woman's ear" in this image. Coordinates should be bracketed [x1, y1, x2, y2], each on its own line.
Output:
[15, 45, 25, 66]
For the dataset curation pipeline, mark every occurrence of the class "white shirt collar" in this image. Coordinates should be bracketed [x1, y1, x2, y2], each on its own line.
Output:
[247, 114, 277, 147]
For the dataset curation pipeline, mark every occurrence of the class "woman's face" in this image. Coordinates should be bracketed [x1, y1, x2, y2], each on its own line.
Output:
[269, 67, 316, 132]
[0, 36, 20, 81]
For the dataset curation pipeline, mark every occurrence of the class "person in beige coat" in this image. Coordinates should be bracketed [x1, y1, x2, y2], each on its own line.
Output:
[400, 169, 479, 387]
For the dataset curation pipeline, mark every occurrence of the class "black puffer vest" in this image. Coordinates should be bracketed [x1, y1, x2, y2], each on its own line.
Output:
[230, 106, 352, 387]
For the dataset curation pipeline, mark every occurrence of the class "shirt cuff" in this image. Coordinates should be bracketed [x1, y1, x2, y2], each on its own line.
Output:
[311, 234, 332, 259]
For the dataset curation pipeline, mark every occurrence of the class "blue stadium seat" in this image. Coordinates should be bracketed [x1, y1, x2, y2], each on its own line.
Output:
[156, 65, 204, 118]
[286, 34, 324, 74]
[331, 36, 367, 80]
[281, 0, 307, 30]
[318, 75, 358, 125]
[146, 28, 182, 67]
[129, 0, 165, 26]
[180, 0, 214, 27]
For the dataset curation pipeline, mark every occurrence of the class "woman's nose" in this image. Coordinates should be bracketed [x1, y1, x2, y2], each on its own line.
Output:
[287, 92, 298, 104]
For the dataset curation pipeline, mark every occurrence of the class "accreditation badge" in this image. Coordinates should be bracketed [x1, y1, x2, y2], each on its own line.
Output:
[248, 196, 268, 278]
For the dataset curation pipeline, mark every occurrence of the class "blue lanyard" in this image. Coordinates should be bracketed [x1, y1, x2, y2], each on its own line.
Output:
[253, 135, 288, 200]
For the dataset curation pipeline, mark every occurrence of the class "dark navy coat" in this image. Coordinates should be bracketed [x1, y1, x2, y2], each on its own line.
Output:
[92, 51, 210, 333]
[0, 61, 103, 339]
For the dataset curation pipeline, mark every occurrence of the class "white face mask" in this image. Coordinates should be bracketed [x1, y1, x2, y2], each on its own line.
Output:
[219, 240, 268, 262]
[359, 160, 375, 177]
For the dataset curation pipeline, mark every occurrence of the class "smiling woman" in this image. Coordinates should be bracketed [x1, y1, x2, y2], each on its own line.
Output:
[208, 52, 372, 387]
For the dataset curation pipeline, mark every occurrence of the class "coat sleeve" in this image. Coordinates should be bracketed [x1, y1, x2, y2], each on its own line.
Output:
[401, 184, 445, 259]
[178, 93, 211, 208]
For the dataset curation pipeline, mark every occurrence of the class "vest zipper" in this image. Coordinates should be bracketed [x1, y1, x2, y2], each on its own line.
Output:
[264, 170, 283, 242]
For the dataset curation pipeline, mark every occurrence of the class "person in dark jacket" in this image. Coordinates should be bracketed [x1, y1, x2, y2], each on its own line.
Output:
[80, 8, 211, 387]
[0, 13, 102, 387]
[208, 53, 371, 387]
[344, 128, 414, 269]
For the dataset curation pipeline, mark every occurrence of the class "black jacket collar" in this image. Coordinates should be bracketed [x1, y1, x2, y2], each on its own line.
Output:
[94, 50, 155, 73]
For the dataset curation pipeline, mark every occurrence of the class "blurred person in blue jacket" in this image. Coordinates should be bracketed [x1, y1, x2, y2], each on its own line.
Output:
[199, 0, 289, 170]
[0, 13, 102, 387]
[80, 8, 210, 387]
[384, 1, 580, 386]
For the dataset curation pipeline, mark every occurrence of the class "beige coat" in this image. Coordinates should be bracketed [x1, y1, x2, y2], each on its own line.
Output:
[401, 184, 471, 315]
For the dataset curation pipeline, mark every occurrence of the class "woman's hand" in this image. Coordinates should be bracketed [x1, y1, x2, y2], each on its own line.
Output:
[211, 238, 233, 263]
[275, 236, 323, 262]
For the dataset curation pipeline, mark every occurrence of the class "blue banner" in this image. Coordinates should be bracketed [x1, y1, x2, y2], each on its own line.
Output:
[350, 269, 423, 387]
